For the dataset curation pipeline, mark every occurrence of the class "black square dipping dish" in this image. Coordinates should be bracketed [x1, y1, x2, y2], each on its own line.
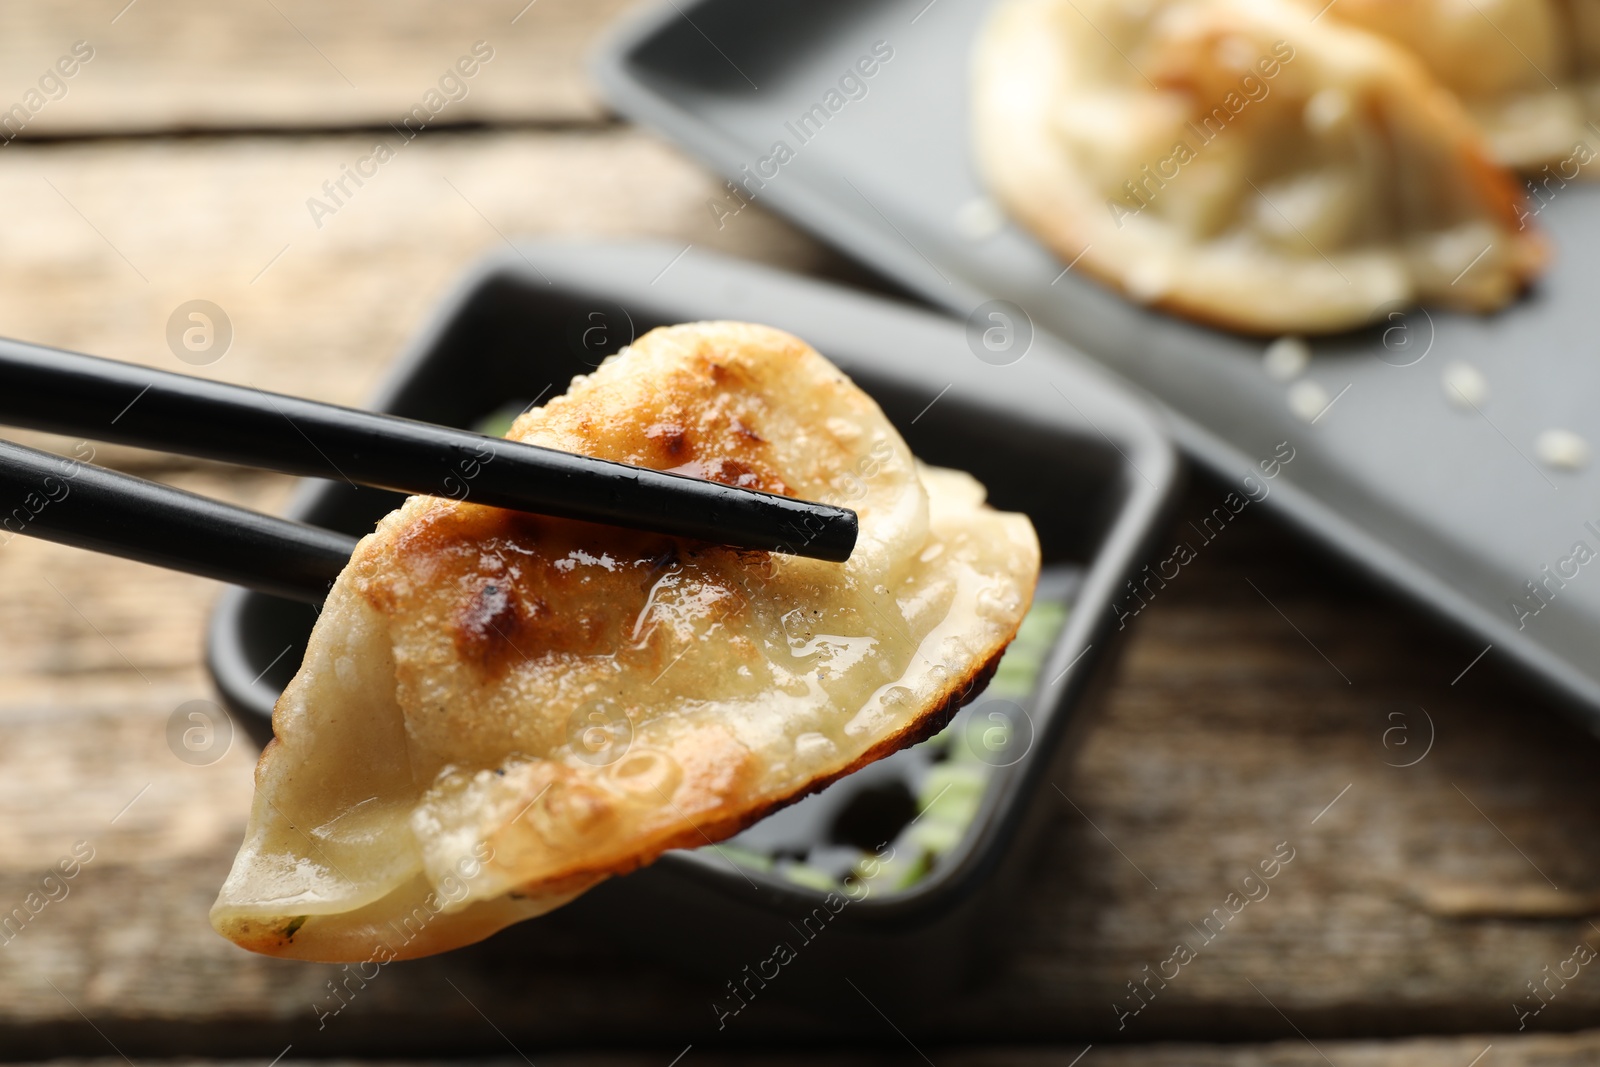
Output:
[206, 239, 1178, 1002]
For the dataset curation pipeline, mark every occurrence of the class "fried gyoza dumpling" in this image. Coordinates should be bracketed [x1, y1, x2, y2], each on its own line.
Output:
[973, 0, 1548, 333]
[211, 322, 1040, 962]
[1310, 0, 1600, 170]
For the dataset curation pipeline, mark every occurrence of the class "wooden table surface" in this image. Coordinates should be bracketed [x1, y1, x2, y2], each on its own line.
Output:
[4, 2, 1600, 1063]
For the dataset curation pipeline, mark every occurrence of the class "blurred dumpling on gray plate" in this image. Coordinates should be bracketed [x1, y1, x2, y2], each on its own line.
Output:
[1308, 0, 1600, 171]
[973, 0, 1548, 334]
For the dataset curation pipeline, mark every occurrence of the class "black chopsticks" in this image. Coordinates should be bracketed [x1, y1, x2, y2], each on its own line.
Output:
[0, 438, 355, 603]
[0, 337, 858, 564]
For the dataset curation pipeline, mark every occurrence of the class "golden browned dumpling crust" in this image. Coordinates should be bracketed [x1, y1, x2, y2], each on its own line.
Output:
[211, 322, 1041, 962]
[974, 0, 1548, 334]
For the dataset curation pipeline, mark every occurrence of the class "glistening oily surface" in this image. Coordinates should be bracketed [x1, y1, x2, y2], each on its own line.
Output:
[972, 0, 1546, 334]
[210, 321, 1040, 962]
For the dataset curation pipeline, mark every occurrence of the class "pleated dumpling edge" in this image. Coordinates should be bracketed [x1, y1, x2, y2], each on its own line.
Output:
[210, 320, 1041, 962]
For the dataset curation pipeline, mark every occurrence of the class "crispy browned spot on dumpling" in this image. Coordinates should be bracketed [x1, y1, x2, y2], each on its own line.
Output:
[973, 0, 1547, 334]
[211, 321, 1040, 962]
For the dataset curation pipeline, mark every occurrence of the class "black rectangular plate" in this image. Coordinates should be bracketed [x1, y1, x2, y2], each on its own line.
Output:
[205, 239, 1177, 997]
[593, 0, 1600, 722]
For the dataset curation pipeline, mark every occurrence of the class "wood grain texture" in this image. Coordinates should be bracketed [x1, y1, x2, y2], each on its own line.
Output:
[8, 466, 1600, 1056]
[0, 126, 853, 472]
[0, 0, 643, 136]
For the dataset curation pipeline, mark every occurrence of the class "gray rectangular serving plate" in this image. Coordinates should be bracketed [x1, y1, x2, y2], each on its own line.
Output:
[594, 1, 1600, 722]
[206, 239, 1178, 999]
